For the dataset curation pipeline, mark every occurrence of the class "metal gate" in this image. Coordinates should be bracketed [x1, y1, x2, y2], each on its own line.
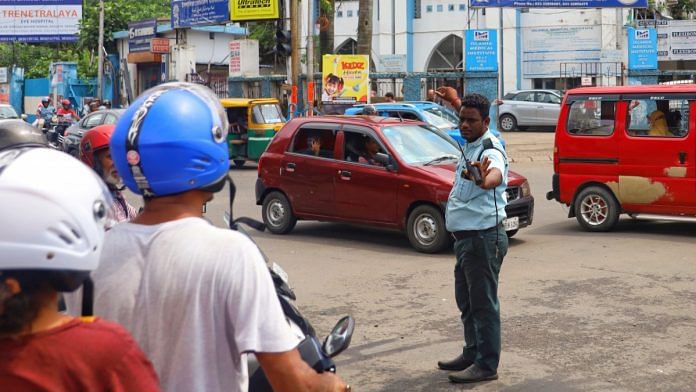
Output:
[560, 62, 624, 90]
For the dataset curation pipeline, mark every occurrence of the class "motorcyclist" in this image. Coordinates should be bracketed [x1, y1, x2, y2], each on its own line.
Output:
[56, 99, 80, 122]
[66, 82, 350, 392]
[33, 97, 55, 129]
[0, 147, 160, 391]
[102, 99, 112, 109]
[79, 124, 137, 227]
[0, 120, 48, 151]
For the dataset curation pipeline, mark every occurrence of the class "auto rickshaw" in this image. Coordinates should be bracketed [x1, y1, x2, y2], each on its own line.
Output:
[219, 98, 286, 167]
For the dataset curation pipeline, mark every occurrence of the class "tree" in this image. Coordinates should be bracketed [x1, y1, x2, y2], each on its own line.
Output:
[356, 0, 372, 56]
[319, 0, 335, 56]
[667, 0, 696, 19]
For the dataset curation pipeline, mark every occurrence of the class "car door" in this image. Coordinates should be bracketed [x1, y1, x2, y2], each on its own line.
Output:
[619, 95, 696, 214]
[508, 91, 537, 126]
[280, 123, 341, 217]
[333, 126, 399, 224]
[536, 92, 562, 126]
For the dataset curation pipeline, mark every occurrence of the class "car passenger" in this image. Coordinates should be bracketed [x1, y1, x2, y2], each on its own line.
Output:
[647, 110, 669, 137]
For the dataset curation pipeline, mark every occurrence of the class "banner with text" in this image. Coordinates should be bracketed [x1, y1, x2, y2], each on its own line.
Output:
[627, 27, 657, 70]
[471, 0, 647, 7]
[171, 0, 229, 28]
[522, 25, 601, 78]
[637, 19, 696, 62]
[128, 19, 157, 53]
[321, 55, 369, 112]
[230, 0, 280, 21]
[465, 30, 498, 72]
[0, 0, 82, 42]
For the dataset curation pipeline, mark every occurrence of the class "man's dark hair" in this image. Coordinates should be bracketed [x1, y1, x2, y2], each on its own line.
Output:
[385, 92, 395, 99]
[460, 93, 490, 120]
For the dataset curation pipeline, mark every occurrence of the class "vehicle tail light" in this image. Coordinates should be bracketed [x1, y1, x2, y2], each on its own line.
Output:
[520, 180, 531, 198]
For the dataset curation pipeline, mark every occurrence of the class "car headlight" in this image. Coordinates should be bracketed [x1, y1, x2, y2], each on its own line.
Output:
[520, 180, 531, 198]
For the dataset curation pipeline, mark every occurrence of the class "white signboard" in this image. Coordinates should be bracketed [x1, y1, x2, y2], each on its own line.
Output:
[375, 54, 407, 73]
[581, 76, 593, 86]
[0, 67, 7, 84]
[229, 39, 259, 78]
[0, 1, 82, 43]
[637, 19, 696, 61]
[522, 25, 601, 78]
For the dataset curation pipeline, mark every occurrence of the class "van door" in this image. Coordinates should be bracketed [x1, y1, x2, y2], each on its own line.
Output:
[618, 95, 695, 214]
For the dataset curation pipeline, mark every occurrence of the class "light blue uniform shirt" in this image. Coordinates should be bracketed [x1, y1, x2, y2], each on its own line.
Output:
[445, 130, 508, 232]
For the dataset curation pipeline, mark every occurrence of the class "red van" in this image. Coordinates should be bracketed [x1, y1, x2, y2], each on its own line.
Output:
[547, 84, 695, 231]
[256, 116, 534, 253]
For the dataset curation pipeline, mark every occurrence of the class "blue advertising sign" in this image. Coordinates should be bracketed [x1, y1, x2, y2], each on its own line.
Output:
[470, 0, 647, 7]
[465, 30, 498, 72]
[128, 19, 157, 53]
[627, 27, 657, 70]
[0, 0, 83, 43]
[171, 0, 230, 28]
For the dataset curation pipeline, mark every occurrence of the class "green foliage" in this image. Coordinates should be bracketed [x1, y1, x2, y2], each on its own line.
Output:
[668, 0, 696, 19]
[248, 21, 277, 55]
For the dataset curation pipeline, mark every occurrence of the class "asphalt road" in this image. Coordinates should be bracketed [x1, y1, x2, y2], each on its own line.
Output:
[126, 132, 696, 391]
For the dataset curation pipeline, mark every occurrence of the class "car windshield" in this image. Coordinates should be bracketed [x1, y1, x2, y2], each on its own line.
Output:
[0, 106, 18, 119]
[421, 109, 457, 130]
[253, 104, 286, 124]
[382, 124, 461, 165]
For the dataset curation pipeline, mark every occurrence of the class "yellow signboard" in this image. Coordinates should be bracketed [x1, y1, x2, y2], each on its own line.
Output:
[230, 0, 280, 21]
[321, 55, 370, 104]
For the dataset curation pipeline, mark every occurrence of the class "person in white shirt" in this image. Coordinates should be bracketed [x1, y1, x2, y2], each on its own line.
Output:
[66, 82, 349, 392]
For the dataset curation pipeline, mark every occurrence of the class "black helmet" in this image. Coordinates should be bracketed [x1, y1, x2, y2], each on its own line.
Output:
[102, 99, 111, 106]
[0, 120, 48, 151]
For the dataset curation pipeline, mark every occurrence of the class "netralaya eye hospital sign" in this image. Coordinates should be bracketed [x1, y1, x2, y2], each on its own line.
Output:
[0, 0, 82, 42]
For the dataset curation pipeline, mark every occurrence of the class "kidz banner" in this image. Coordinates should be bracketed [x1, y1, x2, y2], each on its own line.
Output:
[471, 0, 647, 7]
[230, 0, 280, 21]
[0, 0, 82, 43]
[465, 30, 498, 72]
[321, 55, 370, 105]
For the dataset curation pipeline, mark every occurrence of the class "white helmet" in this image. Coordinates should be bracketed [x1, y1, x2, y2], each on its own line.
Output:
[0, 148, 112, 283]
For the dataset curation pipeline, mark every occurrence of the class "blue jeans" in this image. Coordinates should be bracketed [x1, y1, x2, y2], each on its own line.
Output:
[453, 225, 508, 371]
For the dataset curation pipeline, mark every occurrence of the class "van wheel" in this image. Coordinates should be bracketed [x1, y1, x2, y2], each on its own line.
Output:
[574, 186, 619, 232]
[406, 205, 450, 253]
[233, 160, 246, 168]
[262, 191, 297, 234]
[499, 114, 517, 132]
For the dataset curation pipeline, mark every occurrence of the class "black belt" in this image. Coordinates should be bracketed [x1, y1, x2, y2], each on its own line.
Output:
[450, 225, 499, 240]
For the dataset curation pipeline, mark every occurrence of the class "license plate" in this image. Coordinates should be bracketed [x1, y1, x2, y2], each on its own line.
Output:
[503, 216, 519, 231]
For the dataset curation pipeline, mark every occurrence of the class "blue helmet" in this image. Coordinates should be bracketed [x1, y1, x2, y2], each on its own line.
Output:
[111, 82, 229, 197]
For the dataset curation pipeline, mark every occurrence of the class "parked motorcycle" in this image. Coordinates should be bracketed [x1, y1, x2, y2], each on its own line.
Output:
[223, 177, 355, 391]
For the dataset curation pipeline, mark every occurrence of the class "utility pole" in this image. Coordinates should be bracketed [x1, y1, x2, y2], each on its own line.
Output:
[97, 0, 105, 100]
[498, 8, 504, 100]
[290, 0, 300, 89]
[307, 0, 315, 115]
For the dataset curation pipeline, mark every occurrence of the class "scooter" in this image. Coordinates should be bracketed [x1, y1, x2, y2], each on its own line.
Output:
[46, 114, 74, 149]
[223, 177, 354, 391]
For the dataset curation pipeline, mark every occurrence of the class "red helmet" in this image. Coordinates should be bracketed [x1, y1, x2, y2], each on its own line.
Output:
[61, 99, 71, 106]
[80, 124, 114, 169]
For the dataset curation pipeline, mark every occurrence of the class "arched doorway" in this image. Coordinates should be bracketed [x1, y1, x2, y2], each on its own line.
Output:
[425, 34, 464, 96]
[335, 38, 358, 55]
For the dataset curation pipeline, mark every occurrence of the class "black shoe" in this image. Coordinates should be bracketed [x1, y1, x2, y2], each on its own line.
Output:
[448, 364, 498, 383]
[437, 353, 473, 371]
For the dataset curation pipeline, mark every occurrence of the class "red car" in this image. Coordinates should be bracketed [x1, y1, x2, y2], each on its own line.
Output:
[256, 116, 534, 253]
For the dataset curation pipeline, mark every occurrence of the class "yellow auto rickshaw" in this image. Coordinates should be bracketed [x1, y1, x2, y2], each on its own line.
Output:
[220, 98, 286, 167]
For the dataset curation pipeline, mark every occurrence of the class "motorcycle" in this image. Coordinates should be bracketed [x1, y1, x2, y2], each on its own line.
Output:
[46, 114, 75, 149]
[223, 178, 354, 391]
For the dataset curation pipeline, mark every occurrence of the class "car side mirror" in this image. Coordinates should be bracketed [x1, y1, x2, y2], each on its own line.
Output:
[374, 152, 397, 171]
[322, 316, 355, 358]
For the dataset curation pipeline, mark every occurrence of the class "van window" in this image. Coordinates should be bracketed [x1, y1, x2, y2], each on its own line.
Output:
[291, 127, 336, 158]
[627, 98, 689, 138]
[566, 99, 616, 136]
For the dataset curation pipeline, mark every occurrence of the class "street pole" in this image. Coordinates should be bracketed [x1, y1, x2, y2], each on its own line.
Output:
[290, 0, 300, 90]
[498, 8, 504, 100]
[307, 0, 314, 116]
[97, 0, 105, 100]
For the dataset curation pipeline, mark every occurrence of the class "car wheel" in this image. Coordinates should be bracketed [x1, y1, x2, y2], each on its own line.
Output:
[506, 229, 518, 238]
[499, 114, 517, 132]
[262, 191, 297, 234]
[406, 205, 450, 253]
[233, 159, 246, 168]
[574, 186, 620, 232]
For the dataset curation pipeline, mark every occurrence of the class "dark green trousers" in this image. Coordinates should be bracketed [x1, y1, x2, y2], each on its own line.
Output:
[453, 225, 508, 371]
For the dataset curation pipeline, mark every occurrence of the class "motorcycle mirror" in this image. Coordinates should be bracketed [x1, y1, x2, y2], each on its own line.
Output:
[21, 114, 28, 120]
[322, 316, 355, 358]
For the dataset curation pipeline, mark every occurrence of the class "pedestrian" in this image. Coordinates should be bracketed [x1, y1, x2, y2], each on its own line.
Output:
[385, 92, 396, 102]
[79, 124, 138, 227]
[435, 87, 509, 384]
[0, 146, 160, 391]
[66, 82, 350, 392]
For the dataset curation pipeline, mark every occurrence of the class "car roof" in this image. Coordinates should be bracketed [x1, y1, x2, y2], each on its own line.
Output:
[220, 98, 280, 107]
[566, 84, 696, 95]
[507, 89, 561, 95]
[289, 115, 426, 128]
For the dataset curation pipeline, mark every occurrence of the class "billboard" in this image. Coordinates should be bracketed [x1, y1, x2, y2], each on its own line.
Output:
[230, 0, 280, 21]
[128, 19, 157, 53]
[0, 0, 82, 43]
[465, 30, 498, 72]
[522, 25, 601, 78]
[321, 55, 370, 105]
[471, 0, 647, 7]
[627, 27, 657, 70]
[171, 0, 229, 28]
[637, 19, 696, 62]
